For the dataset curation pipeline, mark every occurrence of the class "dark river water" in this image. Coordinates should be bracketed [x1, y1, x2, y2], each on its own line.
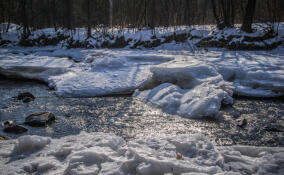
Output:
[0, 78, 283, 146]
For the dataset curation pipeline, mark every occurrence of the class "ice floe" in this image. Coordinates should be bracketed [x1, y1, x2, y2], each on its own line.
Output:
[134, 63, 234, 118]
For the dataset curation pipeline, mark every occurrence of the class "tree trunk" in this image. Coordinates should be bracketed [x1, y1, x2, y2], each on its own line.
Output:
[65, 0, 72, 29]
[52, 0, 57, 31]
[29, 0, 34, 30]
[87, 0, 91, 37]
[211, 0, 221, 26]
[241, 0, 257, 33]
[21, 0, 29, 36]
[109, 0, 113, 28]
[144, 0, 148, 27]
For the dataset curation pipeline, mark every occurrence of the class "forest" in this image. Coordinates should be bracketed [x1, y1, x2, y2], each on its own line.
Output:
[1, 0, 283, 33]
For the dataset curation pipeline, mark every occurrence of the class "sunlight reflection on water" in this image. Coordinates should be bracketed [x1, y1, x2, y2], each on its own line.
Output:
[0, 79, 283, 146]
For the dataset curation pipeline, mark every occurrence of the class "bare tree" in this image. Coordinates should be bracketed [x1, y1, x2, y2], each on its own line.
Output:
[241, 0, 257, 32]
[211, 0, 235, 29]
[87, 0, 91, 37]
[109, 0, 113, 27]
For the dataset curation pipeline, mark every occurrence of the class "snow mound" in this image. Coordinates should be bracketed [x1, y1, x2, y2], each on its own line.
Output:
[134, 63, 234, 118]
[150, 63, 224, 88]
[52, 49, 84, 62]
[92, 56, 126, 68]
[1, 132, 284, 175]
[13, 135, 51, 154]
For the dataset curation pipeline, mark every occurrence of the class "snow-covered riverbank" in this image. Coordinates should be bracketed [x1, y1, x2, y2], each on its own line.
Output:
[1, 132, 283, 175]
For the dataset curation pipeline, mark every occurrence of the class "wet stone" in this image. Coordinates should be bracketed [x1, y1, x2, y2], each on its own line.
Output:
[22, 97, 34, 103]
[3, 121, 28, 134]
[0, 135, 10, 140]
[17, 92, 35, 102]
[237, 119, 247, 128]
[264, 126, 283, 132]
[25, 112, 55, 127]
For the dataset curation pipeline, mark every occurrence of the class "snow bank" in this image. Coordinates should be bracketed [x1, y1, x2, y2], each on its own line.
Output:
[1, 132, 283, 175]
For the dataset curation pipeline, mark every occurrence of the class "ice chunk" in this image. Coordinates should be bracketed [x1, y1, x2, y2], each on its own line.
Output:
[134, 63, 234, 118]
[64, 147, 115, 175]
[23, 160, 57, 174]
[13, 135, 51, 154]
[134, 82, 233, 118]
[92, 56, 126, 68]
[0, 54, 73, 82]
[52, 49, 84, 62]
[52, 66, 152, 97]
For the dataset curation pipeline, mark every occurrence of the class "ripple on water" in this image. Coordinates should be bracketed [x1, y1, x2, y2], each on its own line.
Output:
[0, 79, 283, 146]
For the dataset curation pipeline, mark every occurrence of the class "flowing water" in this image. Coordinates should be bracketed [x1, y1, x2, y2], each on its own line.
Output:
[0, 78, 283, 146]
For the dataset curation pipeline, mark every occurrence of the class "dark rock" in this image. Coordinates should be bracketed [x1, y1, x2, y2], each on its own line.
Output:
[25, 112, 55, 127]
[22, 97, 34, 103]
[64, 113, 72, 118]
[0, 135, 10, 140]
[17, 92, 35, 101]
[3, 121, 28, 134]
[279, 138, 284, 146]
[237, 119, 247, 128]
[1, 105, 9, 109]
[265, 126, 283, 132]
[232, 111, 241, 118]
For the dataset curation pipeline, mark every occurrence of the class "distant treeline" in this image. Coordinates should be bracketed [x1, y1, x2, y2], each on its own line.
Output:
[0, 0, 283, 32]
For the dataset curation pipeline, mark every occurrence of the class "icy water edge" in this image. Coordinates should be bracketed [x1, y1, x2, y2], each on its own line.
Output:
[0, 78, 283, 146]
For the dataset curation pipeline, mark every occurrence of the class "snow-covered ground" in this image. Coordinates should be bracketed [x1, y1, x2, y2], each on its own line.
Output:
[0, 132, 283, 175]
[1, 23, 283, 49]
[1, 46, 284, 118]
[1, 23, 284, 174]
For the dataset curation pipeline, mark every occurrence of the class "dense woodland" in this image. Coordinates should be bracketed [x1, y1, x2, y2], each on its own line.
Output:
[0, 0, 283, 35]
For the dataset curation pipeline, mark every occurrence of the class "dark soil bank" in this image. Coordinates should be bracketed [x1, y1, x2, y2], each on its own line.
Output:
[0, 78, 283, 146]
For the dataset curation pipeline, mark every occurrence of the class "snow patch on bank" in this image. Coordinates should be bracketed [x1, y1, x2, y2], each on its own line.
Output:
[0, 132, 283, 175]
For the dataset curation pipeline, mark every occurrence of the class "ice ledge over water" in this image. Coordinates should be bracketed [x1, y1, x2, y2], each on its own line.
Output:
[134, 63, 234, 118]
[0, 132, 283, 175]
[0, 48, 283, 118]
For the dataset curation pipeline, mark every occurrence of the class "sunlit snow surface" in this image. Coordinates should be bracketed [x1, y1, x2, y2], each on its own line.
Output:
[0, 132, 283, 175]
[1, 47, 284, 118]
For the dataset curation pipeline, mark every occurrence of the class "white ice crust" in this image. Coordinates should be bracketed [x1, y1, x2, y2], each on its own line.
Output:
[0, 132, 283, 175]
[1, 47, 284, 118]
[133, 63, 234, 118]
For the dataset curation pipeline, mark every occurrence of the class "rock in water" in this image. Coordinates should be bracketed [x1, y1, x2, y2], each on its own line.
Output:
[237, 118, 247, 128]
[17, 92, 35, 102]
[3, 121, 28, 134]
[25, 112, 55, 127]
[0, 135, 10, 140]
[22, 97, 34, 103]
